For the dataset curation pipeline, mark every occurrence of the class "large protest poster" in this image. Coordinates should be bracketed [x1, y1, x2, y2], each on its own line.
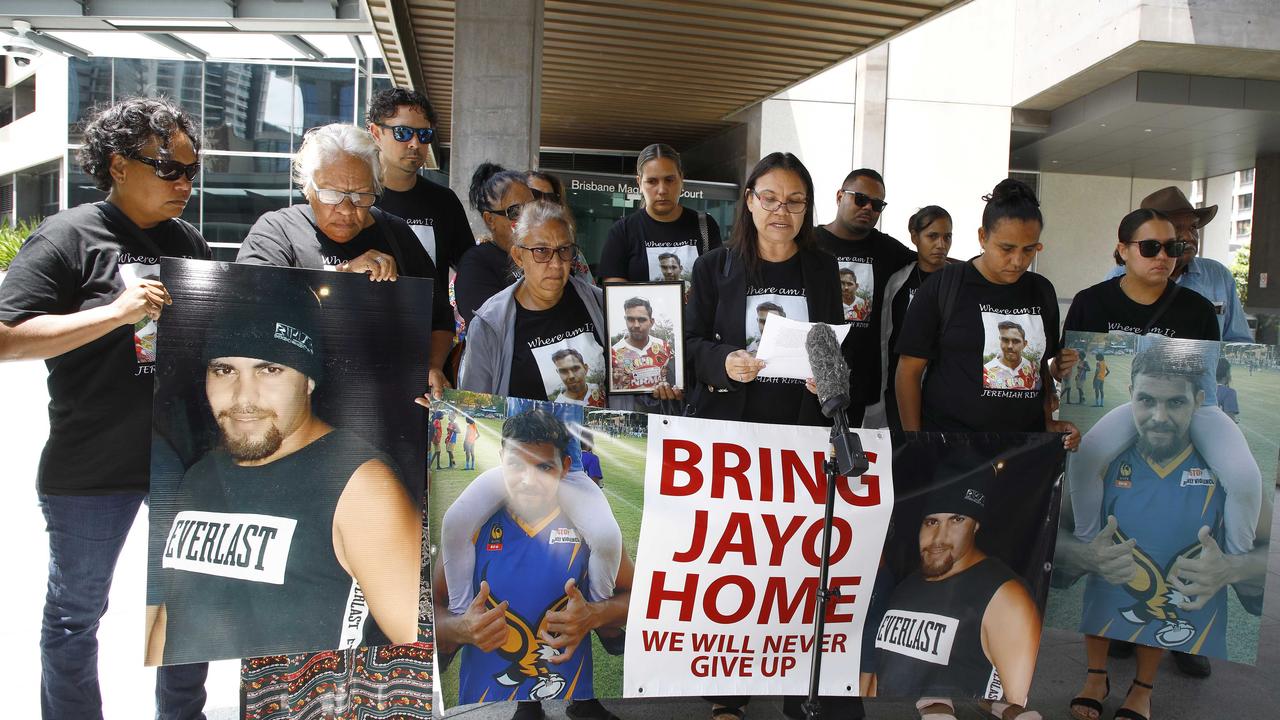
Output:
[147, 259, 431, 674]
[626, 417, 894, 698]
[428, 390, 642, 708]
[1047, 332, 1277, 664]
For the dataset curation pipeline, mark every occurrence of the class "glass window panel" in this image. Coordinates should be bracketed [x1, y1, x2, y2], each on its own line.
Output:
[204, 63, 295, 153]
[201, 153, 290, 245]
[112, 59, 203, 134]
[68, 57, 112, 142]
[294, 65, 356, 140]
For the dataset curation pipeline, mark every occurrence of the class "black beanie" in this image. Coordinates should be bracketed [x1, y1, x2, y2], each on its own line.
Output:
[920, 449, 993, 524]
[202, 301, 324, 383]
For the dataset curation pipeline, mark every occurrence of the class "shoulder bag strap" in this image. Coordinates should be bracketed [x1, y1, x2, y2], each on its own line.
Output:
[698, 211, 709, 255]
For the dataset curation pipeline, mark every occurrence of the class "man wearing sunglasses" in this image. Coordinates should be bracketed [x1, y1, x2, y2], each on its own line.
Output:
[1107, 186, 1251, 343]
[0, 97, 211, 719]
[816, 168, 918, 427]
[367, 88, 475, 281]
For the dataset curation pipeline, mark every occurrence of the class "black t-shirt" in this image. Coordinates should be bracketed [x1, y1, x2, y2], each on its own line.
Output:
[598, 206, 721, 284]
[374, 174, 475, 272]
[0, 201, 210, 494]
[455, 241, 517, 329]
[236, 205, 452, 332]
[885, 264, 935, 401]
[743, 254, 808, 424]
[815, 226, 917, 406]
[1063, 278, 1220, 341]
[508, 291, 607, 407]
[895, 261, 1060, 432]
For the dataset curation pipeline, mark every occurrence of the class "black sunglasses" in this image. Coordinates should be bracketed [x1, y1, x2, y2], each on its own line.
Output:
[530, 188, 562, 204]
[842, 190, 887, 212]
[482, 202, 524, 221]
[130, 154, 200, 182]
[375, 123, 436, 144]
[1122, 239, 1188, 258]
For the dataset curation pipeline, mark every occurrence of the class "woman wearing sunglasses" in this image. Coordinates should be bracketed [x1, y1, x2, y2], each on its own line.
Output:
[1059, 209, 1259, 720]
[685, 153, 854, 719]
[528, 169, 595, 282]
[454, 199, 625, 720]
[598, 143, 721, 286]
[454, 162, 534, 328]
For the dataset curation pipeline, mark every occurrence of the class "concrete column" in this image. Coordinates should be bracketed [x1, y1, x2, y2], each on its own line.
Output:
[1247, 153, 1280, 323]
[852, 44, 887, 173]
[449, 0, 543, 236]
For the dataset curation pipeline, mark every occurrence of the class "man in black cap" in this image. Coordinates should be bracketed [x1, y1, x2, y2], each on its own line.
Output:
[147, 304, 421, 664]
[873, 460, 1041, 719]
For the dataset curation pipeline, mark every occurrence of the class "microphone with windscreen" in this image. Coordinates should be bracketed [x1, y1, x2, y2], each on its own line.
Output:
[805, 322, 851, 419]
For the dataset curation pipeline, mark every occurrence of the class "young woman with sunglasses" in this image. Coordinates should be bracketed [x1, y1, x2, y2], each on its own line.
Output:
[598, 143, 721, 286]
[454, 199, 626, 720]
[454, 162, 534, 328]
[1059, 209, 1263, 720]
[528, 169, 596, 282]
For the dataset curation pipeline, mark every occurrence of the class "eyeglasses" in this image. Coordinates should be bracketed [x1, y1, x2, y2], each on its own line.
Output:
[1122, 239, 1188, 258]
[841, 190, 887, 212]
[312, 187, 379, 208]
[482, 203, 524, 221]
[749, 189, 807, 214]
[374, 123, 436, 144]
[530, 188, 562, 204]
[515, 243, 578, 263]
[130, 154, 200, 182]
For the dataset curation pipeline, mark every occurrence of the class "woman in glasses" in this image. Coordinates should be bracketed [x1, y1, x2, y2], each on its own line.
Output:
[1058, 209, 1256, 720]
[236, 122, 454, 374]
[598, 143, 720, 287]
[453, 199, 625, 720]
[684, 153, 852, 718]
[454, 162, 535, 328]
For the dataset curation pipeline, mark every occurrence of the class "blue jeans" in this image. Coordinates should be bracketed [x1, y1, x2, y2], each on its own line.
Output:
[39, 492, 208, 720]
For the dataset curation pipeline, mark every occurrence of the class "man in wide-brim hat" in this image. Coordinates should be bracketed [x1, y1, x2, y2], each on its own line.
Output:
[1107, 185, 1251, 342]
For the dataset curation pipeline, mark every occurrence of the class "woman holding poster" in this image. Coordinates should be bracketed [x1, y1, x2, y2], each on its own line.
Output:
[684, 152, 844, 429]
[456, 200, 625, 720]
[1059, 208, 1248, 720]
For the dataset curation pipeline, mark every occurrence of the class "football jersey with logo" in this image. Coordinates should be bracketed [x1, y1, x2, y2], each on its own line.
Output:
[459, 508, 593, 704]
[610, 335, 672, 390]
[1081, 443, 1228, 657]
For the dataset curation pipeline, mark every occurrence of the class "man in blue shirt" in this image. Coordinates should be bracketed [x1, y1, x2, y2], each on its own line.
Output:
[1107, 186, 1252, 343]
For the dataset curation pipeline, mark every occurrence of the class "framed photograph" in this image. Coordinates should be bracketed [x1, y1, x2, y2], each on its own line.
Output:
[603, 281, 685, 395]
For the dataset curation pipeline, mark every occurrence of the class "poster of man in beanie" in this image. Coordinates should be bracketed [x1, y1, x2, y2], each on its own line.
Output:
[144, 258, 431, 665]
[869, 435, 1064, 711]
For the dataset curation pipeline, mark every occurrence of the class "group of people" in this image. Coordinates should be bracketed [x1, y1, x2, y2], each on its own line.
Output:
[0, 81, 1263, 720]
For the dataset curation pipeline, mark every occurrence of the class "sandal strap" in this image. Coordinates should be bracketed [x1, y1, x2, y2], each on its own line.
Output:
[1087, 668, 1108, 675]
[1113, 709, 1149, 720]
[1071, 697, 1105, 715]
[1131, 679, 1154, 690]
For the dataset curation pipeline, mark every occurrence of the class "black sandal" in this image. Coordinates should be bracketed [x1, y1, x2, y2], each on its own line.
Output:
[1069, 668, 1110, 720]
[1113, 679, 1153, 720]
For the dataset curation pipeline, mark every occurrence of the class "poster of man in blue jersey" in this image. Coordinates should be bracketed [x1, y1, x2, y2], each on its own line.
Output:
[1050, 333, 1275, 664]
[430, 392, 636, 711]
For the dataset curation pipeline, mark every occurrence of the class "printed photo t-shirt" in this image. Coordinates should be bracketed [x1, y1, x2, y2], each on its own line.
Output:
[598, 206, 721, 284]
[743, 254, 808, 424]
[815, 226, 917, 407]
[0, 202, 210, 494]
[374, 174, 475, 272]
[508, 290, 607, 407]
[1063, 277, 1220, 341]
[895, 261, 1060, 432]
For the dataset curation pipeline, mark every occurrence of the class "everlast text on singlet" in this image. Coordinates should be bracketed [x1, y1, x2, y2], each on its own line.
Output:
[162, 510, 298, 585]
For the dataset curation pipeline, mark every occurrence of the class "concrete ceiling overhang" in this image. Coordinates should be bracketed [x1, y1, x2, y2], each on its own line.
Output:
[364, 0, 967, 151]
[1012, 69, 1280, 181]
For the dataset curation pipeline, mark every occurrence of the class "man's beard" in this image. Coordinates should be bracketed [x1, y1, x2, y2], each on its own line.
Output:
[217, 408, 286, 461]
[1003, 351, 1022, 366]
[920, 546, 956, 578]
[1138, 422, 1187, 461]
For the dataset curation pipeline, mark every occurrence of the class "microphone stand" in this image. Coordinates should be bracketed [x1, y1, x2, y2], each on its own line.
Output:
[802, 401, 869, 720]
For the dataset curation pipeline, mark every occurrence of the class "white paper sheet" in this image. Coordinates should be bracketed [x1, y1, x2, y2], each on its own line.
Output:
[753, 315, 851, 380]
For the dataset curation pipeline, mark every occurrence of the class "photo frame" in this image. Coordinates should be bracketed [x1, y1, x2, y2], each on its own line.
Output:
[603, 281, 685, 395]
